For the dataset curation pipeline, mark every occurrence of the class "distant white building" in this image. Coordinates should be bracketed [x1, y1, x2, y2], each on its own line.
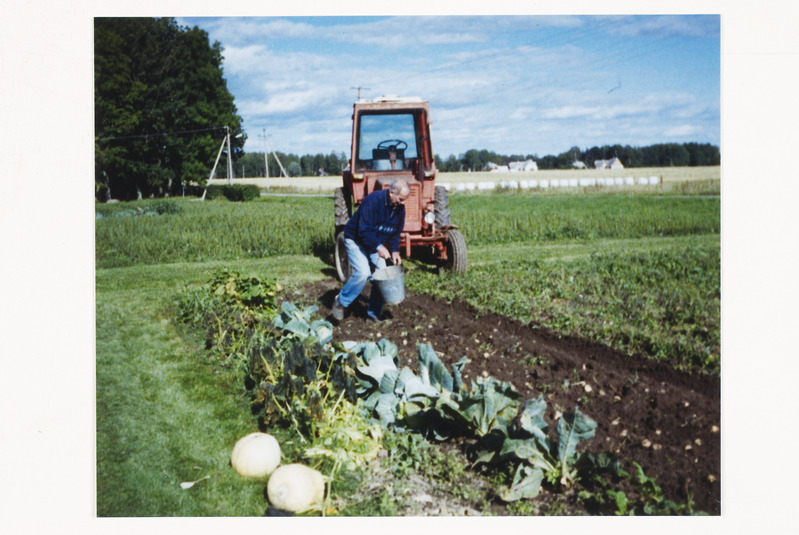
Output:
[488, 163, 510, 172]
[488, 159, 538, 172]
[593, 157, 624, 169]
[508, 159, 538, 172]
[572, 160, 587, 169]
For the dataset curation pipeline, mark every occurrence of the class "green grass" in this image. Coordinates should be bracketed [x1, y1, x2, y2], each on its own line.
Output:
[452, 193, 719, 246]
[95, 189, 720, 515]
[95, 197, 332, 268]
[95, 258, 328, 516]
[95, 192, 718, 268]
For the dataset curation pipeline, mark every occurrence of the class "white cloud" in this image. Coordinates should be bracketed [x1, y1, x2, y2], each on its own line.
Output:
[222, 45, 334, 77]
[177, 15, 719, 157]
[346, 17, 487, 48]
[221, 45, 270, 75]
[665, 124, 701, 137]
[541, 105, 600, 120]
[185, 17, 319, 46]
[243, 86, 335, 116]
[508, 107, 536, 121]
[609, 15, 719, 39]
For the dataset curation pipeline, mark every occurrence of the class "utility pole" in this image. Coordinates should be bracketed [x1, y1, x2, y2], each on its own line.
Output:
[225, 126, 233, 184]
[261, 128, 276, 189]
[201, 128, 228, 201]
[266, 136, 290, 182]
[350, 86, 370, 101]
[259, 130, 289, 182]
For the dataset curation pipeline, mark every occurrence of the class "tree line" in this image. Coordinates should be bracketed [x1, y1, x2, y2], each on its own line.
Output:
[234, 151, 347, 179]
[234, 141, 720, 179]
[435, 143, 720, 173]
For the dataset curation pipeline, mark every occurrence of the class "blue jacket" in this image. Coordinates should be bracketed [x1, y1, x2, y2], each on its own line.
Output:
[344, 188, 405, 254]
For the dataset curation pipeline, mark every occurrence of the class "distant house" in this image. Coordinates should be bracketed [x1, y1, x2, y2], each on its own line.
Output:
[593, 157, 624, 169]
[488, 159, 538, 172]
[572, 160, 587, 169]
[508, 159, 538, 172]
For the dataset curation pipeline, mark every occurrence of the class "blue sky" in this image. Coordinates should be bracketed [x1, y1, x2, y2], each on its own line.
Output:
[176, 15, 720, 159]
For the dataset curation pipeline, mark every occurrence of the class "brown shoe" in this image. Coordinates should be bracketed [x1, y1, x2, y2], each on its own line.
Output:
[330, 296, 345, 321]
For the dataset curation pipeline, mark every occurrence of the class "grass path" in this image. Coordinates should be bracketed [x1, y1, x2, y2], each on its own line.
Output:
[95, 257, 328, 516]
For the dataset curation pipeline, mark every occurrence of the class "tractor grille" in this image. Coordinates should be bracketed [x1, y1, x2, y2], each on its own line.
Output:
[404, 183, 421, 232]
[375, 173, 422, 232]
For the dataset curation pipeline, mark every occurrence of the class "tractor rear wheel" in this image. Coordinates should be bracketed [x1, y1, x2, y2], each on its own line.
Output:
[443, 228, 467, 273]
[334, 187, 351, 230]
[334, 232, 352, 282]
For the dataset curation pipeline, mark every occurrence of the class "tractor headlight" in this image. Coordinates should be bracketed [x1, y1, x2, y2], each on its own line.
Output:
[424, 212, 436, 225]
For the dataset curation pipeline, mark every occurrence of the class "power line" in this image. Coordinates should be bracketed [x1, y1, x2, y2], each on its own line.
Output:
[97, 126, 228, 143]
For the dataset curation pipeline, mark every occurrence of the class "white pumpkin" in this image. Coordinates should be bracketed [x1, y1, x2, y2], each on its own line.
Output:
[230, 432, 281, 478]
[267, 463, 326, 512]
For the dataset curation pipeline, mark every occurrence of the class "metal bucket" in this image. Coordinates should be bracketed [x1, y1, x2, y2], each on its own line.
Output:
[372, 265, 405, 305]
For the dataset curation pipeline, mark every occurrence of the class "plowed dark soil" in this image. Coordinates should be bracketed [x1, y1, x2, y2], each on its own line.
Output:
[292, 279, 721, 515]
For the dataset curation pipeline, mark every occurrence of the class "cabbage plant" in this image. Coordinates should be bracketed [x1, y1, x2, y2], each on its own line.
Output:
[349, 341, 597, 500]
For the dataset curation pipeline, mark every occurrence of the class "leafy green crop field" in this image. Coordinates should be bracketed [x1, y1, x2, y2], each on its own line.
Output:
[95, 197, 332, 268]
[95, 186, 719, 515]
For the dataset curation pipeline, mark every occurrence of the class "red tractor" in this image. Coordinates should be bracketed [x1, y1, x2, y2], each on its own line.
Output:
[334, 96, 467, 282]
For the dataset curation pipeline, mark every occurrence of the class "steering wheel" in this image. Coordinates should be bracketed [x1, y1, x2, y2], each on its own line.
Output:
[376, 139, 408, 151]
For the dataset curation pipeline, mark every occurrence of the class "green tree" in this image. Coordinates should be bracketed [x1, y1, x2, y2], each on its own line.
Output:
[325, 152, 344, 175]
[461, 149, 483, 171]
[286, 161, 302, 177]
[685, 142, 721, 166]
[441, 154, 460, 172]
[238, 152, 266, 177]
[95, 17, 244, 200]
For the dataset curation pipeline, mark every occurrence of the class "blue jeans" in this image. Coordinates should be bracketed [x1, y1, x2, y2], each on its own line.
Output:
[337, 238, 387, 320]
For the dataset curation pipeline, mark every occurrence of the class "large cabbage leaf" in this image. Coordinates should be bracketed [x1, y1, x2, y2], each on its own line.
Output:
[374, 393, 399, 426]
[417, 343, 453, 391]
[271, 302, 333, 344]
[440, 377, 521, 437]
[451, 356, 468, 394]
[309, 319, 333, 345]
[514, 396, 550, 452]
[356, 355, 398, 385]
[499, 438, 554, 473]
[556, 407, 597, 463]
[354, 339, 399, 364]
[379, 368, 400, 394]
[498, 465, 545, 502]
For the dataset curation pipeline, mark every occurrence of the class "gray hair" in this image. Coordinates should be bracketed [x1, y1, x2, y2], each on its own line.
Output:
[389, 178, 410, 197]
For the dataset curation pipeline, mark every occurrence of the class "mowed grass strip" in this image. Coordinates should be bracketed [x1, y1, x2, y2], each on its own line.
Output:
[95, 258, 329, 516]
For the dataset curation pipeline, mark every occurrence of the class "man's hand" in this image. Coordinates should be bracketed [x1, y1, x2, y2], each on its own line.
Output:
[377, 245, 391, 260]
[391, 251, 402, 265]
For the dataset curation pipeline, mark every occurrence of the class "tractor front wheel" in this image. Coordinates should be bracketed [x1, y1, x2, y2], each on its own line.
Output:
[334, 232, 352, 282]
[443, 229, 467, 273]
